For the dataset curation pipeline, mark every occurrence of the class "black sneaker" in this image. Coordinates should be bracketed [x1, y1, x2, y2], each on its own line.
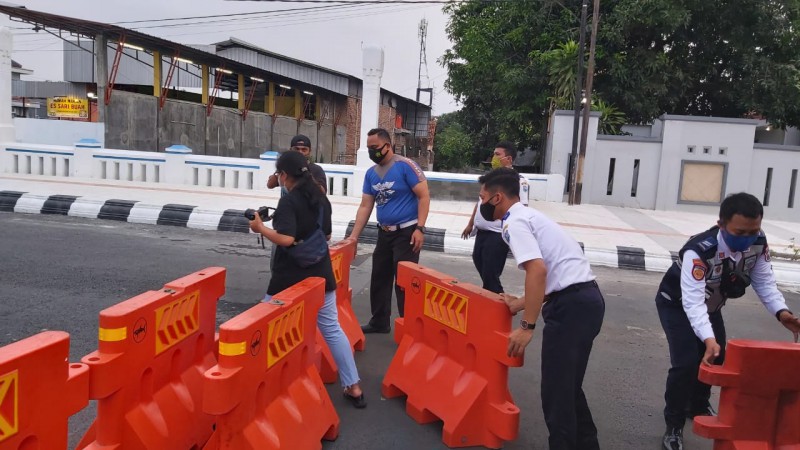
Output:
[688, 404, 717, 418]
[662, 427, 683, 450]
[361, 323, 391, 334]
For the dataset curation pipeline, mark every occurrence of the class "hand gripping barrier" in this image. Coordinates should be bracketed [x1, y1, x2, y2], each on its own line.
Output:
[694, 339, 800, 449]
[314, 240, 365, 384]
[76, 267, 226, 450]
[382, 262, 524, 449]
[0, 332, 88, 450]
[202, 277, 340, 450]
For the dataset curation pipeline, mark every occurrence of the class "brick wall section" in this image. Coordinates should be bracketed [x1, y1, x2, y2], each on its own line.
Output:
[344, 97, 360, 159]
[378, 105, 395, 133]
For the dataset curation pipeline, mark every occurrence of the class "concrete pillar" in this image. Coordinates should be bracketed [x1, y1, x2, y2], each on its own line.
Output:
[356, 45, 384, 168]
[0, 28, 15, 143]
[294, 88, 302, 119]
[72, 138, 102, 178]
[201, 64, 209, 105]
[153, 51, 161, 97]
[266, 81, 274, 114]
[238, 74, 245, 111]
[259, 151, 278, 190]
[164, 144, 192, 185]
[95, 34, 108, 123]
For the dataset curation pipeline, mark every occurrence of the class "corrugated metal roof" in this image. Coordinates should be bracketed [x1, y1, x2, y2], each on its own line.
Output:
[12, 80, 88, 98]
[217, 46, 348, 96]
[64, 40, 203, 88]
[1, 4, 432, 111]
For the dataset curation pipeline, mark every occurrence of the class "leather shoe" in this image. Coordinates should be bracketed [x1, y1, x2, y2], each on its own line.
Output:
[361, 324, 390, 334]
[688, 404, 717, 418]
[662, 427, 683, 450]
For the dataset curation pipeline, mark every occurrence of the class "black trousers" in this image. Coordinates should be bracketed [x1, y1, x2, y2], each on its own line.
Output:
[472, 229, 510, 294]
[368, 226, 420, 329]
[541, 282, 605, 450]
[655, 294, 726, 429]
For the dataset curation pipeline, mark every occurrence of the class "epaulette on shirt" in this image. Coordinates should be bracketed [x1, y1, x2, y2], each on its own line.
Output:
[695, 236, 717, 253]
[678, 227, 720, 261]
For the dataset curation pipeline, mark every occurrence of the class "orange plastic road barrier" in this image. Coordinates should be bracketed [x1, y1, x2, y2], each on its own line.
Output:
[202, 277, 339, 450]
[0, 332, 88, 450]
[694, 339, 800, 448]
[328, 240, 365, 352]
[382, 262, 524, 449]
[314, 240, 365, 384]
[76, 267, 226, 450]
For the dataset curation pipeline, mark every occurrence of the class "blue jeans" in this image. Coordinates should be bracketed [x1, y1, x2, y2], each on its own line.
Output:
[263, 290, 360, 387]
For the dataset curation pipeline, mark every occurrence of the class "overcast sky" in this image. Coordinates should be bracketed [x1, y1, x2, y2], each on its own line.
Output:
[2, 0, 459, 114]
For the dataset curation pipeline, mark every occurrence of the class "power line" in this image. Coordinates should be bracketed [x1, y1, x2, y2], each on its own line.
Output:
[227, 0, 514, 3]
[116, 3, 348, 24]
[8, 2, 391, 35]
[129, 3, 366, 30]
[144, 4, 429, 38]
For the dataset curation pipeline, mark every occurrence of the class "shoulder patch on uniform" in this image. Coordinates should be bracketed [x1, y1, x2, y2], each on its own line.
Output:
[691, 258, 707, 281]
[764, 243, 771, 262]
[697, 238, 716, 251]
[502, 223, 511, 243]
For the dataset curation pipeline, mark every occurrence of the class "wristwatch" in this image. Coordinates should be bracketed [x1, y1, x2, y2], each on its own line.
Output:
[520, 319, 535, 330]
[416, 225, 426, 234]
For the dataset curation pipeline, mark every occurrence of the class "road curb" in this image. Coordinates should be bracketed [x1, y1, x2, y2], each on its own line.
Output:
[3, 190, 798, 288]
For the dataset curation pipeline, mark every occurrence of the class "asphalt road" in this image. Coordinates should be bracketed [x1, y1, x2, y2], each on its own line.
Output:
[1, 212, 798, 450]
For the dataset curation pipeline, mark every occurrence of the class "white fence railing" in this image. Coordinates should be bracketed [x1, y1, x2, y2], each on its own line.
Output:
[93, 148, 166, 183]
[1, 139, 566, 202]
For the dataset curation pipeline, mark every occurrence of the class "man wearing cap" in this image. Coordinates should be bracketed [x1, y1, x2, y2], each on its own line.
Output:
[268, 134, 328, 193]
[344, 127, 430, 334]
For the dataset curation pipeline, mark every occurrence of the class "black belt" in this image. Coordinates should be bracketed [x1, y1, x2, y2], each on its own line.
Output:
[544, 280, 598, 302]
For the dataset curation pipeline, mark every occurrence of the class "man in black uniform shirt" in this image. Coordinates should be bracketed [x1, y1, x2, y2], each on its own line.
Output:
[655, 192, 800, 450]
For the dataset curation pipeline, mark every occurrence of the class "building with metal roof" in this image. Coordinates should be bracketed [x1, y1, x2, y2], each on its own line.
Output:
[1, 3, 432, 166]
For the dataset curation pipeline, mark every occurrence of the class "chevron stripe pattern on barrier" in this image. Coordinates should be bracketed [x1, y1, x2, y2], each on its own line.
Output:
[423, 282, 469, 334]
[266, 302, 304, 369]
[155, 290, 200, 355]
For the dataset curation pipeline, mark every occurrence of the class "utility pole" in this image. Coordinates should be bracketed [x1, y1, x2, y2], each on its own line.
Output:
[568, 0, 589, 205]
[575, 0, 600, 205]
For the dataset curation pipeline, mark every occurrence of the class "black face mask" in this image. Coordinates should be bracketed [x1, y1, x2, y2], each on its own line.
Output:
[368, 143, 390, 164]
[479, 196, 498, 221]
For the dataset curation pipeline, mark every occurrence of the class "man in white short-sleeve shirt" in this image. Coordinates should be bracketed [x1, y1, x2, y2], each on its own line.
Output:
[478, 167, 605, 450]
[461, 142, 529, 294]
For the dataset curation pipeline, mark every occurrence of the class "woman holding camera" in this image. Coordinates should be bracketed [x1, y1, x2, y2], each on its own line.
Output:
[249, 151, 366, 408]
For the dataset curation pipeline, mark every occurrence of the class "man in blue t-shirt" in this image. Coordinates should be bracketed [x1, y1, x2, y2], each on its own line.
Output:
[344, 128, 430, 333]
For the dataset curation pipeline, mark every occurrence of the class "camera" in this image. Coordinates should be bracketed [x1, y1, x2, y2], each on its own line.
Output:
[244, 206, 275, 222]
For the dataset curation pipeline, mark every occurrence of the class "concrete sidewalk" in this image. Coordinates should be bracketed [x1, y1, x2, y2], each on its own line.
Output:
[1, 174, 798, 287]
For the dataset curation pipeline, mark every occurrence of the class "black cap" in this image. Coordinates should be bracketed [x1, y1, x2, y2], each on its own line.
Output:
[290, 134, 311, 148]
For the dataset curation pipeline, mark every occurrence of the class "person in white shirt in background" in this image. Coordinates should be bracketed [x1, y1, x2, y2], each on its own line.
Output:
[461, 142, 529, 294]
[480, 168, 605, 450]
[655, 192, 800, 450]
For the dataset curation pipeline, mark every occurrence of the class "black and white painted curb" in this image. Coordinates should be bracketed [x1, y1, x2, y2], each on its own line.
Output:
[3, 191, 799, 287]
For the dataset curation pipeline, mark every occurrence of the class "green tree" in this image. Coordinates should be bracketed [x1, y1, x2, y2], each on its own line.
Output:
[433, 111, 475, 171]
[442, 0, 800, 135]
